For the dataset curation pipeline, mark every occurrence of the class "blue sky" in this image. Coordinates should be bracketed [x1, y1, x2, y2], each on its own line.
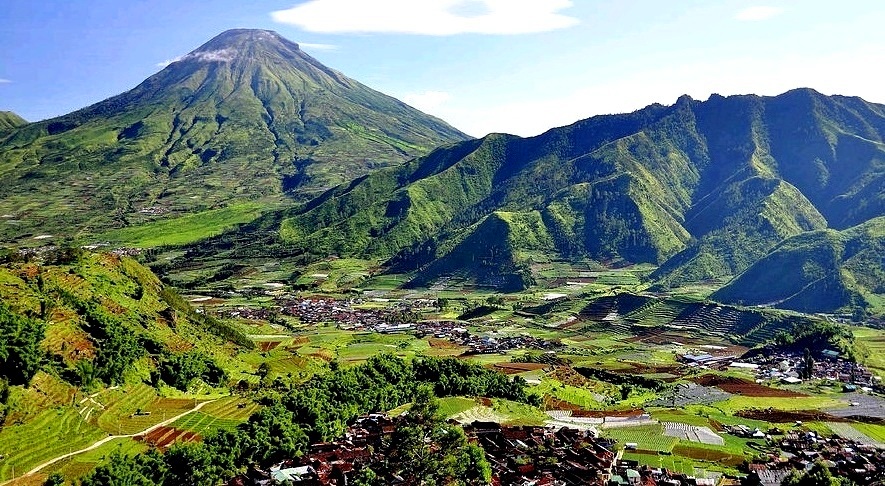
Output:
[1, 0, 884, 137]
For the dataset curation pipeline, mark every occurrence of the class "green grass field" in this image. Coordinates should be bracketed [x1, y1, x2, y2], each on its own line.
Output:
[437, 397, 479, 418]
[92, 202, 266, 247]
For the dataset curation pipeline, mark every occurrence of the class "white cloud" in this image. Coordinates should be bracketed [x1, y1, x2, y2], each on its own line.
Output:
[191, 48, 237, 62]
[271, 0, 579, 35]
[155, 48, 237, 69]
[735, 6, 784, 21]
[402, 90, 452, 112]
[156, 56, 183, 68]
[0, 79, 11, 84]
[299, 42, 339, 51]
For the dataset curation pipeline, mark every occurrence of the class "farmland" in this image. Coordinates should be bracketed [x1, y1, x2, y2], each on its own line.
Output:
[2, 256, 884, 484]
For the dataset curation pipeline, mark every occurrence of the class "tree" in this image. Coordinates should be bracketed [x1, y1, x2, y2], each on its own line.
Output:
[76, 359, 98, 390]
[80, 451, 161, 486]
[43, 472, 65, 486]
[781, 462, 853, 486]
[0, 303, 46, 385]
[386, 385, 492, 485]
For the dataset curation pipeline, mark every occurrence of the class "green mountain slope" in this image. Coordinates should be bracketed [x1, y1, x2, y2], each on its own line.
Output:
[0, 29, 467, 242]
[712, 217, 885, 315]
[0, 111, 26, 131]
[207, 89, 883, 293]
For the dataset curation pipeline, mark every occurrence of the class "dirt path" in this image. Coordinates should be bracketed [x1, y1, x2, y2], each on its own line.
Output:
[1, 399, 217, 485]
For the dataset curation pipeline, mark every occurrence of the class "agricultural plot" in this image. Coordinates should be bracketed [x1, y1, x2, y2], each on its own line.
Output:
[602, 424, 678, 452]
[135, 426, 201, 449]
[530, 378, 605, 410]
[0, 407, 106, 482]
[449, 399, 546, 426]
[825, 422, 885, 448]
[94, 385, 196, 435]
[44, 437, 149, 483]
[437, 397, 478, 417]
[171, 412, 241, 436]
[647, 383, 732, 407]
[694, 375, 806, 398]
[825, 393, 885, 419]
[851, 423, 885, 445]
[662, 422, 724, 446]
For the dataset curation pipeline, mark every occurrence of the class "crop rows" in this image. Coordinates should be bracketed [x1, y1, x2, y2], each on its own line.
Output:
[662, 422, 724, 445]
[602, 424, 678, 452]
[825, 422, 885, 448]
[95, 384, 157, 434]
[0, 408, 105, 481]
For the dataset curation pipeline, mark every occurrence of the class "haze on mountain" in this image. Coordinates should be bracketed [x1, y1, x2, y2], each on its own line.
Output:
[0, 29, 467, 241]
[195, 88, 885, 315]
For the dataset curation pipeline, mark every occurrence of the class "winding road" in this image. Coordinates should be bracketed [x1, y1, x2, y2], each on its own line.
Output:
[1, 399, 217, 485]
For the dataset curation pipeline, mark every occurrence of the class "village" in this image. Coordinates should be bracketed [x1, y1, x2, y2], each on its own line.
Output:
[229, 410, 885, 486]
[742, 428, 885, 485]
[218, 296, 562, 355]
[231, 412, 736, 486]
[677, 347, 881, 392]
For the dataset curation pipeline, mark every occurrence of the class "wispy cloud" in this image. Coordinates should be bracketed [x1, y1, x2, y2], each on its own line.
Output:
[0, 79, 11, 84]
[156, 56, 183, 68]
[735, 6, 784, 21]
[402, 90, 452, 112]
[271, 0, 579, 36]
[156, 48, 237, 69]
[299, 42, 339, 51]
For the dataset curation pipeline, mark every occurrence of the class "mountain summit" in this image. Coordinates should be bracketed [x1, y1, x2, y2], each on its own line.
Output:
[0, 29, 467, 241]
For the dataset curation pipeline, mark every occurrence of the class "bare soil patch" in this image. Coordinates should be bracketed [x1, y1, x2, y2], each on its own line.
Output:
[136, 426, 201, 449]
[258, 341, 281, 352]
[694, 375, 806, 397]
[428, 337, 462, 349]
[736, 408, 845, 423]
[489, 362, 548, 374]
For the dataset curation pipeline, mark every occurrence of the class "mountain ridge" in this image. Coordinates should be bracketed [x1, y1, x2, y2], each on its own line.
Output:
[184, 88, 885, 312]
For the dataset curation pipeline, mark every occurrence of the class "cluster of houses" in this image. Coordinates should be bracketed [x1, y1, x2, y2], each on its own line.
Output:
[230, 413, 396, 485]
[277, 297, 399, 327]
[233, 412, 768, 486]
[412, 320, 562, 354]
[739, 350, 878, 388]
[676, 347, 882, 391]
[234, 414, 704, 486]
[462, 421, 617, 485]
[743, 429, 885, 485]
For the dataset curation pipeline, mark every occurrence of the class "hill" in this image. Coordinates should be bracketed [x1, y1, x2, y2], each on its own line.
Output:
[0, 247, 249, 392]
[0, 29, 467, 243]
[0, 111, 26, 131]
[712, 217, 885, 315]
[187, 89, 884, 304]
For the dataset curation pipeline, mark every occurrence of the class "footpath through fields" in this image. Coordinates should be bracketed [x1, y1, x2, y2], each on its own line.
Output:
[0, 399, 218, 485]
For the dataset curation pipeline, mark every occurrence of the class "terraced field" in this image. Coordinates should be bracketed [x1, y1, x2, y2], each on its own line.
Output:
[0, 408, 106, 482]
[94, 385, 196, 435]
